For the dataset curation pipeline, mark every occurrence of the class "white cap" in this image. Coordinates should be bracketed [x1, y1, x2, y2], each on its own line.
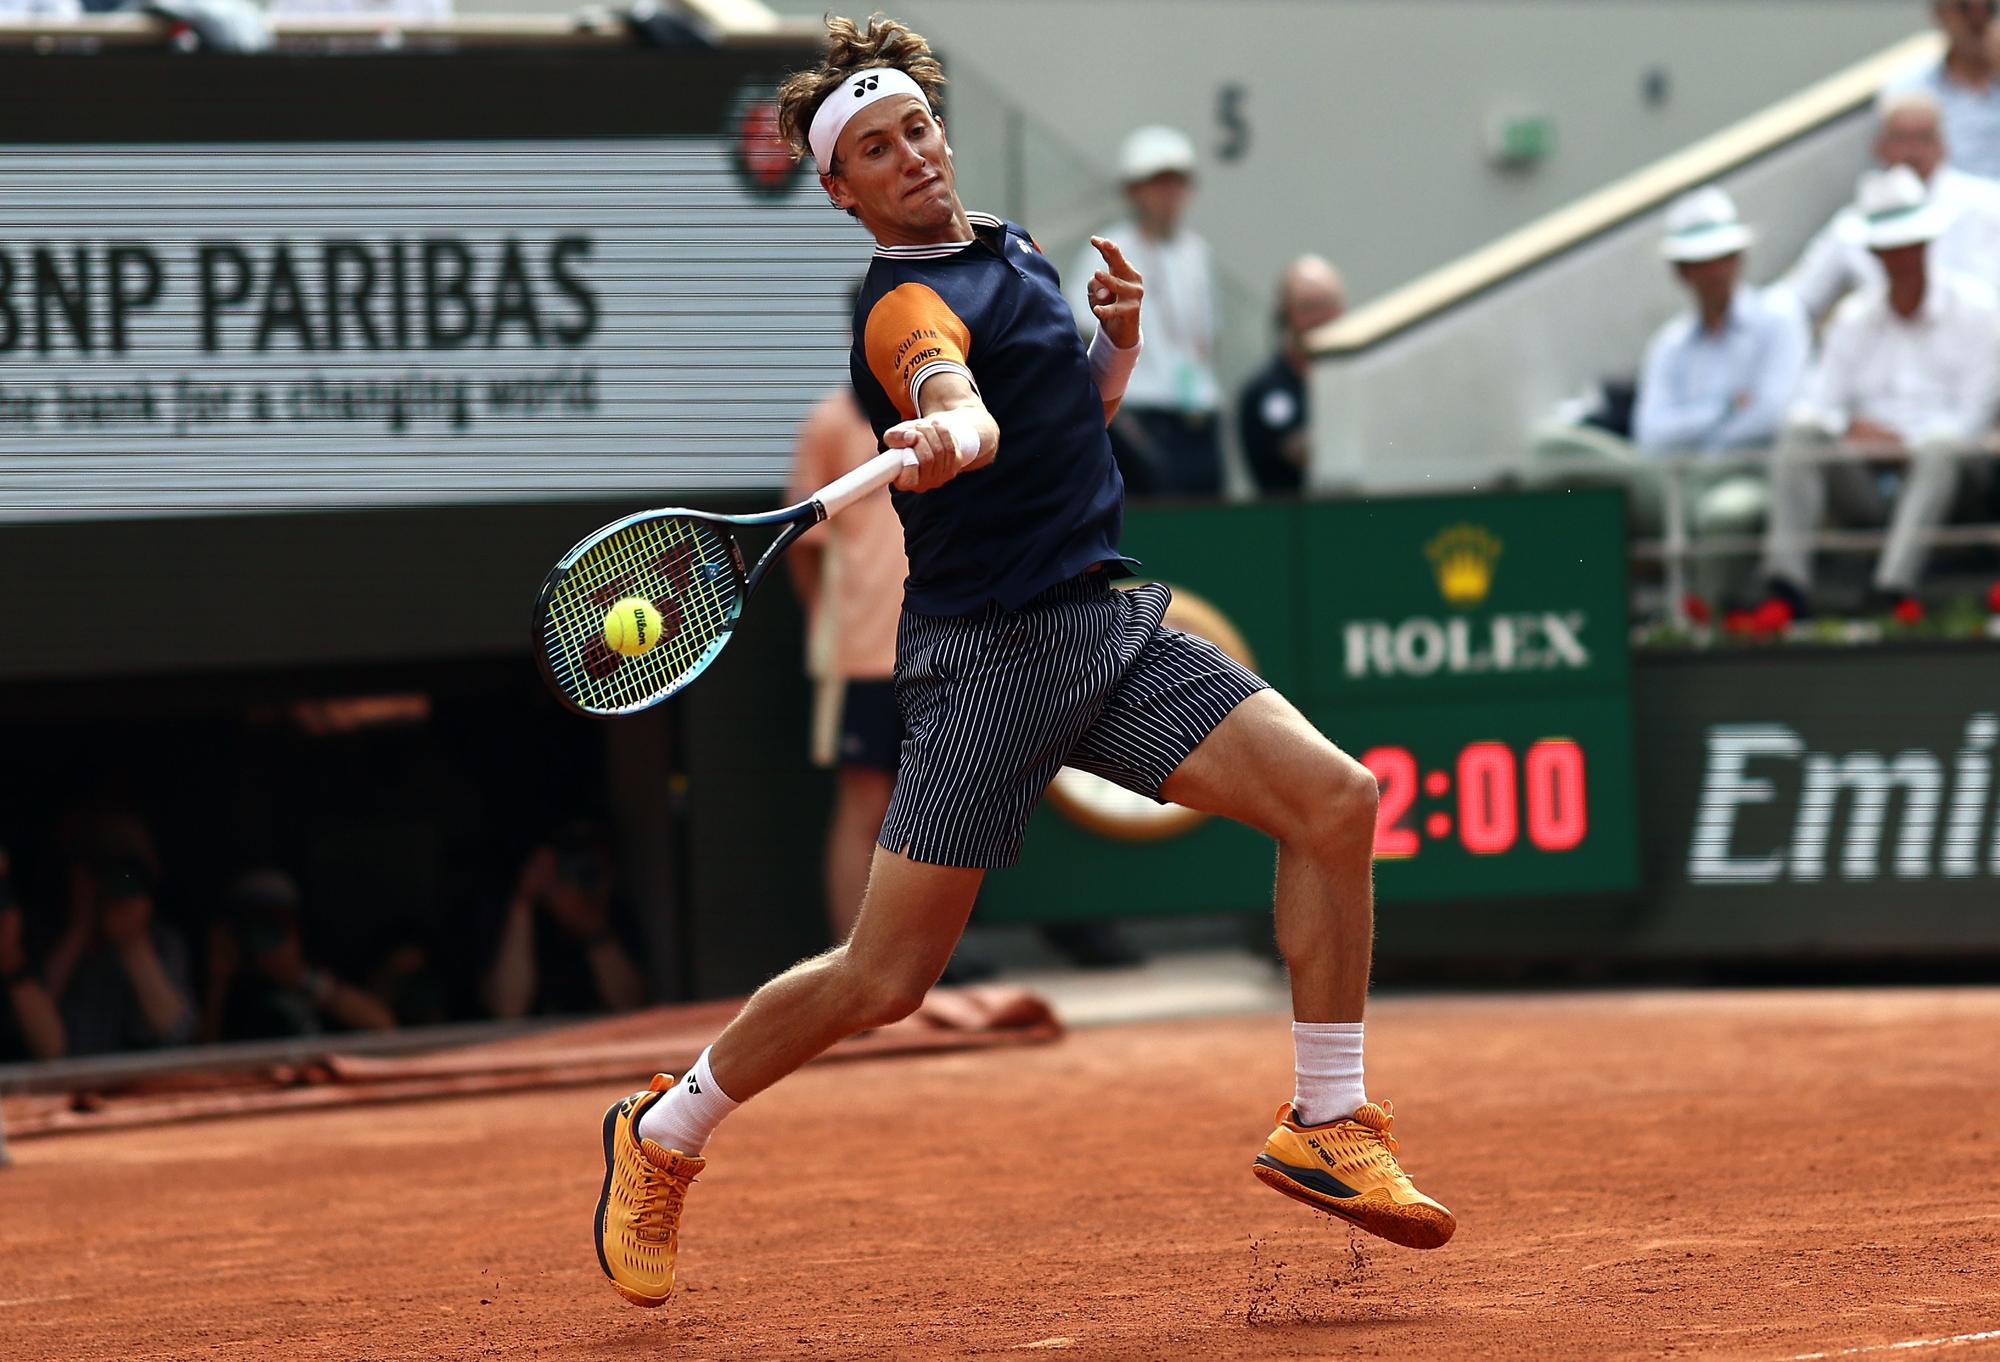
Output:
[1854, 164, 1955, 249]
[1660, 186, 1754, 262]
[1119, 125, 1196, 184]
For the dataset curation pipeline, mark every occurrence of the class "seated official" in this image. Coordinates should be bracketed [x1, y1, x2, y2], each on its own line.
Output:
[1237, 255, 1346, 495]
[1759, 166, 2000, 616]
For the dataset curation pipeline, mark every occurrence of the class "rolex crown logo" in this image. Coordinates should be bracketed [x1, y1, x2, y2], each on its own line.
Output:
[1424, 523, 1502, 607]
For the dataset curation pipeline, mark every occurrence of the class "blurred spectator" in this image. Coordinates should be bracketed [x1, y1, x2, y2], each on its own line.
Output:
[1759, 166, 2000, 614]
[483, 821, 646, 1020]
[267, 0, 450, 22]
[1237, 255, 1346, 495]
[0, 844, 65, 1063]
[1070, 126, 1223, 496]
[1782, 91, 2000, 320]
[46, 835, 198, 1056]
[0, 0, 82, 18]
[786, 376, 905, 944]
[367, 939, 452, 1029]
[1637, 187, 1810, 456]
[209, 870, 395, 1042]
[1884, 0, 2000, 182]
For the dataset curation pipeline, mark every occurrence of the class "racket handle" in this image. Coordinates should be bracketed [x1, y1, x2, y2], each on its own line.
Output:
[815, 449, 917, 520]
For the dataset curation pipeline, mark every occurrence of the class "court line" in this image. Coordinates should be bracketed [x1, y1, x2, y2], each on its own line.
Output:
[1793, 1328, 2000, 1359]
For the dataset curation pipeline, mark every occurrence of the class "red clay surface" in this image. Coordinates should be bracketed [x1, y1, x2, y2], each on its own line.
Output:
[5, 987, 2000, 1361]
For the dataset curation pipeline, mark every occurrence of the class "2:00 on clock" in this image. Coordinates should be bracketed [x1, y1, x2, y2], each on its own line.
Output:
[1363, 738, 1587, 858]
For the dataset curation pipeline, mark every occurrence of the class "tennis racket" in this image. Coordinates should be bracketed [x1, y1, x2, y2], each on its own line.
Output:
[534, 447, 916, 717]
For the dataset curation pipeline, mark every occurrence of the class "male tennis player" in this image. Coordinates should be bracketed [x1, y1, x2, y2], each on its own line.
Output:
[595, 14, 1453, 1308]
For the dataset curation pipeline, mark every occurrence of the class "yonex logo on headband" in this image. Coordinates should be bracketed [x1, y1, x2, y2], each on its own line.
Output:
[809, 66, 930, 174]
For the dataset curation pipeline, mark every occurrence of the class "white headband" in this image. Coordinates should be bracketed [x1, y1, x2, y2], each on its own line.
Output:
[809, 67, 931, 175]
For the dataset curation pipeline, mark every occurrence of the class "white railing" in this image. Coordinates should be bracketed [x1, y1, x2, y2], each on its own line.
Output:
[1622, 440, 2000, 623]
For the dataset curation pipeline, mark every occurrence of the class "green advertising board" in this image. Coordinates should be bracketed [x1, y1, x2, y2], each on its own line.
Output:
[1302, 490, 1638, 903]
[975, 489, 1640, 923]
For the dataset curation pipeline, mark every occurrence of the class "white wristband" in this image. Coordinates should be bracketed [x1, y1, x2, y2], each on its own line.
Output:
[931, 406, 984, 463]
[1088, 325, 1141, 402]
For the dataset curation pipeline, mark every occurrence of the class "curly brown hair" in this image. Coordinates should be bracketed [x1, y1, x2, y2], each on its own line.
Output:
[776, 13, 947, 172]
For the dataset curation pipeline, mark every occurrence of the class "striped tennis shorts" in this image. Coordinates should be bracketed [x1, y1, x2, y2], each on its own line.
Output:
[878, 572, 1269, 869]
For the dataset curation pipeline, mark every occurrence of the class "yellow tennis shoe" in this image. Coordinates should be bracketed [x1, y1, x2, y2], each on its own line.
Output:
[595, 1073, 705, 1307]
[1252, 1099, 1455, 1249]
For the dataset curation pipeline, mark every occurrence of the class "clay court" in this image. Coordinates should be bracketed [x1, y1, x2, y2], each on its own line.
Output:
[5, 985, 1999, 1361]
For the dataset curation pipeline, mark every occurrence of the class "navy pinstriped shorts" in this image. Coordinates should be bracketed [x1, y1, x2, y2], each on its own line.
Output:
[877, 573, 1269, 869]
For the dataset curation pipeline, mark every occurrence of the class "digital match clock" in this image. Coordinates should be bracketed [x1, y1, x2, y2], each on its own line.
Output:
[1314, 695, 1639, 901]
[1364, 736, 1588, 858]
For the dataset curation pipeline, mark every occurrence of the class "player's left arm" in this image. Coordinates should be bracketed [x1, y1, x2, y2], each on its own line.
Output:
[1083, 234, 1144, 424]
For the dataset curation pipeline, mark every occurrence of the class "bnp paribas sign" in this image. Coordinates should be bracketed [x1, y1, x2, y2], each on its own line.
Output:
[1301, 490, 1629, 702]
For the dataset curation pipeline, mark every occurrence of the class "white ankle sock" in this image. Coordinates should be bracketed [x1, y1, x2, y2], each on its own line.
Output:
[636, 1046, 739, 1155]
[1292, 1021, 1366, 1126]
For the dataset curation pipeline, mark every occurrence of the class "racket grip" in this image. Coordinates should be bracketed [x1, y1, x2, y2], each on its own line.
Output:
[816, 448, 917, 520]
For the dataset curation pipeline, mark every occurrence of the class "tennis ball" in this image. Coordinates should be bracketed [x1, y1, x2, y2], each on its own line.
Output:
[603, 596, 665, 658]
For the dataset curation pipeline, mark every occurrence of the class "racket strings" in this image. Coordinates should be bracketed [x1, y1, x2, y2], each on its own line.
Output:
[542, 516, 741, 713]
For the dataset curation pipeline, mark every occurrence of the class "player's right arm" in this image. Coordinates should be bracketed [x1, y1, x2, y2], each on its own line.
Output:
[863, 284, 998, 492]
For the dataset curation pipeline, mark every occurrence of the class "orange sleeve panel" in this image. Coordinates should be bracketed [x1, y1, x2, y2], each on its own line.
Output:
[863, 283, 975, 420]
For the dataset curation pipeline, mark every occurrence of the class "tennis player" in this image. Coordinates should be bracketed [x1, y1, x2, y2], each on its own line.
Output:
[595, 14, 1454, 1308]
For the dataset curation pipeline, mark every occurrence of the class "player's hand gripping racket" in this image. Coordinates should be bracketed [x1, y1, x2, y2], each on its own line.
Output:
[533, 447, 918, 717]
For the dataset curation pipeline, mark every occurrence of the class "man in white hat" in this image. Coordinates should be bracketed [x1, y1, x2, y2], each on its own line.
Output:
[1758, 164, 2000, 615]
[1631, 186, 1809, 601]
[1781, 90, 2000, 322]
[1069, 125, 1224, 495]
[1636, 186, 1809, 456]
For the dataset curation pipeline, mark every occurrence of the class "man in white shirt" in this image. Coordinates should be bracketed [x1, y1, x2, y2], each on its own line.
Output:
[1069, 126, 1223, 496]
[1760, 165, 2000, 614]
[1884, 0, 2000, 183]
[1782, 90, 2000, 320]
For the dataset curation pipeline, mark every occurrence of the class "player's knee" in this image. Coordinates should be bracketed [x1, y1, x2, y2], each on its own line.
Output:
[1299, 750, 1377, 850]
[838, 954, 934, 1029]
[859, 973, 932, 1028]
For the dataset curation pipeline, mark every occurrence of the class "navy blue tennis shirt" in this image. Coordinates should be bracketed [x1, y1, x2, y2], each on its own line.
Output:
[849, 211, 1131, 616]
